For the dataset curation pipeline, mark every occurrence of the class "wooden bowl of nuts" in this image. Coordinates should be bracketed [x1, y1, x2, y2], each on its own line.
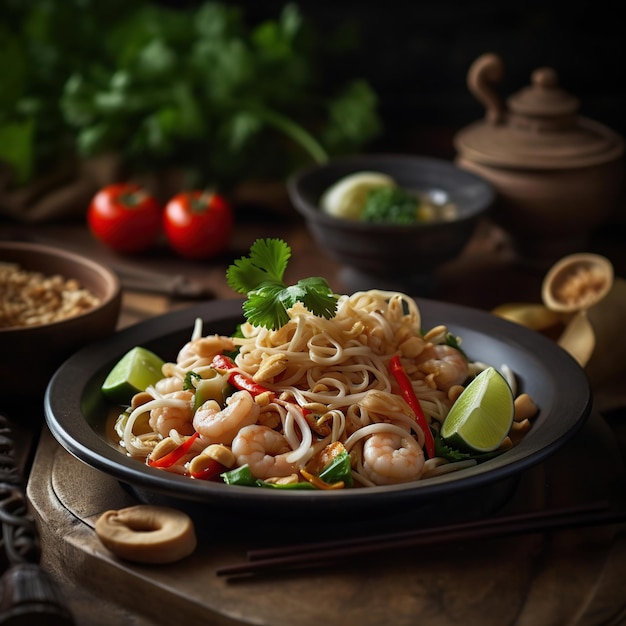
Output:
[0, 241, 122, 405]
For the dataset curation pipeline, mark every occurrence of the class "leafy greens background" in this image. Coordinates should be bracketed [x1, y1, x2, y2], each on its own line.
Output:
[2, 0, 623, 203]
[0, 0, 380, 191]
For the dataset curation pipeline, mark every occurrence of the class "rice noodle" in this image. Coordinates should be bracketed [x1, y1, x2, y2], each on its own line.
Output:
[113, 289, 533, 488]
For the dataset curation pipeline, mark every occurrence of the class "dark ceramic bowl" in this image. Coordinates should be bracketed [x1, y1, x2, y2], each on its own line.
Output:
[288, 154, 494, 292]
[44, 298, 591, 525]
[0, 241, 122, 404]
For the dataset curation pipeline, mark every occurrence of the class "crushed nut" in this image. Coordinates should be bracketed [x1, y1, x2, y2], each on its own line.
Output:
[0, 262, 100, 328]
[253, 353, 288, 382]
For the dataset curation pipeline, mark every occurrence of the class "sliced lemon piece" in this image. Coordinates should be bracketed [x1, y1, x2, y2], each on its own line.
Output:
[441, 366, 514, 453]
[102, 346, 165, 405]
[320, 171, 396, 219]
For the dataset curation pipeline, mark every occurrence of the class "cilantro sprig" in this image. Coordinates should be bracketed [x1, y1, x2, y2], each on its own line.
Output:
[434, 431, 501, 463]
[226, 239, 338, 330]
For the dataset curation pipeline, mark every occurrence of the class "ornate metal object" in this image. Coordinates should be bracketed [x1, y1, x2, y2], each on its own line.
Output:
[0, 414, 74, 625]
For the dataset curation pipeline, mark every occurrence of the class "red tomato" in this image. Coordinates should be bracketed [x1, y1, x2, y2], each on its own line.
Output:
[87, 183, 162, 253]
[163, 190, 234, 260]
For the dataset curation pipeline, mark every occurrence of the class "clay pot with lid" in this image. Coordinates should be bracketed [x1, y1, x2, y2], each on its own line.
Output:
[454, 53, 624, 263]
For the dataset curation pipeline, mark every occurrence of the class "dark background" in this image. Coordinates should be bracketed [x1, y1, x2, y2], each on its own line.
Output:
[226, 0, 626, 157]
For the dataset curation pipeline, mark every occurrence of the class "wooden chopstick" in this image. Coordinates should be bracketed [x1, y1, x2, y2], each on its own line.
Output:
[247, 499, 609, 561]
[216, 500, 625, 578]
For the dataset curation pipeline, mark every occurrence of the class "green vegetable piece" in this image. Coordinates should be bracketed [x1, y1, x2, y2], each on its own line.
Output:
[183, 371, 202, 391]
[221, 464, 261, 487]
[360, 186, 420, 224]
[220, 463, 317, 489]
[221, 451, 353, 490]
[192, 372, 234, 411]
[185, 370, 232, 411]
[101, 346, 165, 405]
[318, 449, 353, 487]
[226, 238, 338, 330]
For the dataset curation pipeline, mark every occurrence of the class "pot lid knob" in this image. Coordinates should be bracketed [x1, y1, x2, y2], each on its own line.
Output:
[508, 67, 579, 125]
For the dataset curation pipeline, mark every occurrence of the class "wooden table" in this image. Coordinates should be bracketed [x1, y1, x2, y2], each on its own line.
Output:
[3, 213, 626, 625]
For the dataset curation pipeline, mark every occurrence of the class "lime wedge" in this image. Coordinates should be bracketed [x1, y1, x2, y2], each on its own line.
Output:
[320, 171, 395, 219]
[101, 346, 165, 405]
[440, 367, 514, 453]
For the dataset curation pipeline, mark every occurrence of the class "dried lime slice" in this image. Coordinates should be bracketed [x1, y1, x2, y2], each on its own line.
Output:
[441, 367, 514, 453]
[320, 171, 396, 219]
[101, 346, 165, 405]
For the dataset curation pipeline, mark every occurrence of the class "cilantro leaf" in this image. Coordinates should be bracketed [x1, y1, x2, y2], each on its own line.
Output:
[243, 283, 292, 329]
[434, 434, 473, 462]
[227, 238, 338, 330]
[249, 238, 291, 282]
[183, 371, 202, 391]
[434, 431, 502, 463]
[360, 186, 419, 224]
[279, 282, 307, 310]
[226, 238, 290, 294]
[297, 277, 341, 319]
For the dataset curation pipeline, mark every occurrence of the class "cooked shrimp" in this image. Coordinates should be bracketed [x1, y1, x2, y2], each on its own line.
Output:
[361, 428, 425, 485]
[357, 389, 426, 444]
[192, 389, 260, 445]
[414, 344, 468, 391]
[154, 376, 183, 395]
[176, 334, 235, 369]
[148, 390, 195, 437]
[231, 424, 298, 479]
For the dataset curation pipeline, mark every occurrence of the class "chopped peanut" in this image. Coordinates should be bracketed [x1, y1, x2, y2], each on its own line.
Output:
[509, 418, 532, 445]
[399, 336, 426, 358]
[0, 262, 100, 328]
[149, 438, 179, 463]
[202, 443, 236, 468]
[514, 393, 538, 422]
[253, 353, 288, 382]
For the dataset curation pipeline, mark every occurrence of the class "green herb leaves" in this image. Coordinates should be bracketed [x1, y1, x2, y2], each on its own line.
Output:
[1, 3, 380, 191]
[227, 238, 338, 330]
[228, 237, 291, 292]
[434, 431, 501, 464]
[360, 186, 420, 224]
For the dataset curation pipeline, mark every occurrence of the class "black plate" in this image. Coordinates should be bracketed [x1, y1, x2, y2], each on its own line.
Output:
[44, 298, 592, 521]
